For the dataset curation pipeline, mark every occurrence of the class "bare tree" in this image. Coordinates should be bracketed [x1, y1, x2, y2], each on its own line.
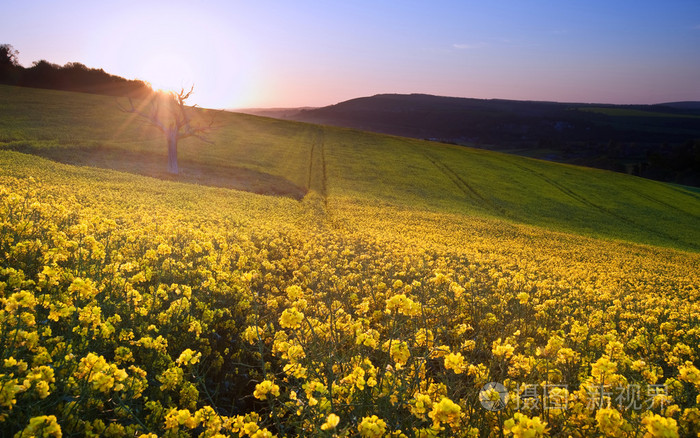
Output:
[119, 86, 214, 174]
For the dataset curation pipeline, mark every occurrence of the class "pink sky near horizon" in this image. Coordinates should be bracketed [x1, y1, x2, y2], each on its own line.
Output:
[2, 1, 700, 109]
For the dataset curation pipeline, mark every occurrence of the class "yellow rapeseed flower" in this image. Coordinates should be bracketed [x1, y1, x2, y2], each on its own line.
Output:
[443, 352, 465, 374]
[321, 413, 340, 431]
[641, 414, 679, 438]
[591, 355, 618, 382]
[383, 339, 410, 367]
[429, 397, 461, 428]
[358, 415, 387, 438]
[595, 408, 630, 437]
[286, 285, 304, 301]
[253, 380, 280, 400]
[279, 307, 304, 329]
[176, 348, 202, 366]
[15, 415, 62, 438]
[492, 338, 515, 360]
[678, 361, 700, 387]
[503, 412, 548, 437]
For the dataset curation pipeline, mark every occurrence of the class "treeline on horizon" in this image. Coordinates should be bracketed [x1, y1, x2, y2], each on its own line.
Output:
[0, 44, 152, 98]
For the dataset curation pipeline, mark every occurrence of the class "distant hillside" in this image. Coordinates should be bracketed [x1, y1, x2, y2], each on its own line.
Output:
[233, 107, 315, 119]
[662, 101, 700, 110]
[290, 93, 700, 186]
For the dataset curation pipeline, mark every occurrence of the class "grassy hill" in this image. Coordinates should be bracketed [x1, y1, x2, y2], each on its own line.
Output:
[1, 84, 699, 251]
[289, 93, 700, 186]
[1, 85, 700, 436]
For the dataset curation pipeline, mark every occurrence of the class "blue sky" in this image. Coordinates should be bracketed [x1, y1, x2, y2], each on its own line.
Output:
[2, 1, 699, 108]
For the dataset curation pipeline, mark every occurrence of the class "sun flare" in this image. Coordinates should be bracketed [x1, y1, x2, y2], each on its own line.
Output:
[141, 51, 195, 92]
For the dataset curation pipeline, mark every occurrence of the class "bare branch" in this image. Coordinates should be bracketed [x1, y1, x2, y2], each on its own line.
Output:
[179, 110, 216, 143]
[118, 95, 168, 133]
[178, 85, 195, 103]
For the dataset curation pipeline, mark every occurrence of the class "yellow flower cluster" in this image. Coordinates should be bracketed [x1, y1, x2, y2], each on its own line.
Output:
[358, 415, 387, 438]
[74, 353, 128, 393]
[320, 413, 340, 431]
[642, 414, 679, 438]
[443, 352, 466, 374]
[385, 293, 420, 316]
[383, 339, 411, 368]
[176, 348, 202, 366]
[15, 415, 62, 438]
[253, 380, 280, 400]
[279, 307, 304, 329]
[429, 397, 462, 428]
[503, 412, 548, 437]
[596, 408, 631, 437]
[1, 169, 699, 436]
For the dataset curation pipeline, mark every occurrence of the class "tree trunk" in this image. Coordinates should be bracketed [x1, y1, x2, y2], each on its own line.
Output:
[167, 130, 179, 174]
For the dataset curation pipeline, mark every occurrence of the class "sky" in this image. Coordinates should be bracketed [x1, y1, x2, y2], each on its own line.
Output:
[3, 1, 700, 109]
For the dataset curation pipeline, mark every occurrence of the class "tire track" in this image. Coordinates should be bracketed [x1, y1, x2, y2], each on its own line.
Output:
[668, 184, 700, 203]
[305, 128, 328, 207]
[624, 186, 700, 221]
[306, 132, 316, 192]
[509, 161, 694, 247]
[320, 130, 328, 206]
[422, 151, 507, 215]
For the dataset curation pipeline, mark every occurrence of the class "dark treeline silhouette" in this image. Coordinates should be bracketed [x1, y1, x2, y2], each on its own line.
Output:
[1, 44, 151, 98]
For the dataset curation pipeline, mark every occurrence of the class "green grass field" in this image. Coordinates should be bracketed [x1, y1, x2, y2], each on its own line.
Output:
[2, 84, 698, 251]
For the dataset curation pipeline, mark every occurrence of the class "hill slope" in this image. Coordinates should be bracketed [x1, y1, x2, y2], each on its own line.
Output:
[1, 84, 699, 251]
[291, 93, 700, 142]
[290, 93, 700, 186]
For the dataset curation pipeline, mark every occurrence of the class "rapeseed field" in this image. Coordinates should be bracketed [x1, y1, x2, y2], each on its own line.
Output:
[1, 86, 699, 436]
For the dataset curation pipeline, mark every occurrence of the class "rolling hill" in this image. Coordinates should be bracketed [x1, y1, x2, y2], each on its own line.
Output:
[2, 84, 698, 251]
[2, 84, 700, 436]
[286, 93, 700, 186]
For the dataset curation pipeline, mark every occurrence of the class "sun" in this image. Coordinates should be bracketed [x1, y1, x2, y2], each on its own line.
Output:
[141, 51, 195, 92]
